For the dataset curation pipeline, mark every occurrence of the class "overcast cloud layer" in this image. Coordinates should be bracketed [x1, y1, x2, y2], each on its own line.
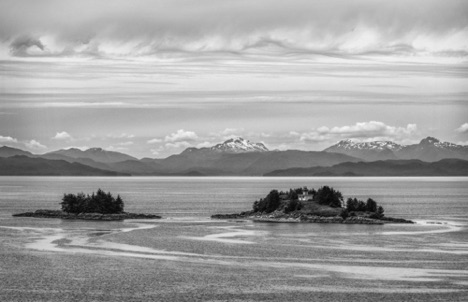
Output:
[0, 0, 467, 157]
[1, 0, 468, 59]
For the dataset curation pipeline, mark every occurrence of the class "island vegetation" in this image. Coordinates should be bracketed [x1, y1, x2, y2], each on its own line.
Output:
[212, 186, 413, 224]
[61, 189, 125, 214]
[13, 189, 161, 220]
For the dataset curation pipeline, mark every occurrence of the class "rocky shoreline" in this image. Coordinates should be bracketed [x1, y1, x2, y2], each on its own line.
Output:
[211, 211, 414, 224]
[13, 209, 161, 221]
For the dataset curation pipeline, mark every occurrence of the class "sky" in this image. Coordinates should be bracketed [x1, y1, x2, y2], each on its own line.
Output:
[0, 0, 468, 158]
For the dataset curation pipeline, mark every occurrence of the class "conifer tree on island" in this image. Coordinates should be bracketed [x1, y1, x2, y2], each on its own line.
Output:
[61, 189, 124, 214]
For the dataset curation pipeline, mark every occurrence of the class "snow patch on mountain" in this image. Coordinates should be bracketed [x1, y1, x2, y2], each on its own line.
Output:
[420, 137, 465, 150]
[329, 139, 403, 152]
[210, 137, 269, 153]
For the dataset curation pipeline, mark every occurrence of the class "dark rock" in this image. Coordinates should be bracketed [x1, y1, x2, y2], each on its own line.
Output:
[342, 216, 383, 224]
[13, 210, 161, 220]
[211, 211, 253, 219]
[300, 215, 345, 223]
[379, 216, 414, 224]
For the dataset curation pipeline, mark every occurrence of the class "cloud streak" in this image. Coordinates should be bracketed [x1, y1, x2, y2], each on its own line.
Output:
[455, 123, 468, 133]
[25, 139, 46, 150]
[1, 0, 467, 60]
[164, 129, 198, 143]
[52, 131, 72, 140]
[297, 121, 419, 144]
[0, 135, 18, 143]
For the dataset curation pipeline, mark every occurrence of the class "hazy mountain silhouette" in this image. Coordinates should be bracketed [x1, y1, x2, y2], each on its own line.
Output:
[264, 159, 468, 176]
[43, 147, 137, 163]
[0, 156, 129, 176]
[2, 136, 467, 176]
[0, 146, 34, 157]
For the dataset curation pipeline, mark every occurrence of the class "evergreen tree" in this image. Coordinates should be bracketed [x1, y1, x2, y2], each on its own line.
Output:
[288, 189, 298, 201]
[356, 200, 367, 211]
[377, 206, 385, 217]
[346, 197, 358, 211]
[314, 186, 343, 207]
[60, 189, 124, 214]
[265, 190, 280, 213]
[284, 199, 302, 213]
[366, 198, 377, 212]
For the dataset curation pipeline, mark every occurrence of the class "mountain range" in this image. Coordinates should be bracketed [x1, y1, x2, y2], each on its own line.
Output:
[264, 159, 468, 177]
[0, 136, 467, 176]
[324, 137, 468, 162]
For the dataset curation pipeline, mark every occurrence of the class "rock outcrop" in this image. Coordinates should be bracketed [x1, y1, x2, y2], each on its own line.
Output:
[13, 210, 161, 220]
[211, 211, 413, 224]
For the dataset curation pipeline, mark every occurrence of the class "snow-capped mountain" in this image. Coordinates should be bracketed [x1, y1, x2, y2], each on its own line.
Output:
[210, 137, 269, 153]
[419, 137, 462, 149]
[327, 140, 403, 151]
[324, 140, 401, 161]
[398, 137, 468, 161]
[324, 137, 468, 162]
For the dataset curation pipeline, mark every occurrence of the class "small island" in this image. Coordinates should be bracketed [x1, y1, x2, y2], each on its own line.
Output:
[13, 189, 161, 221]
[212, 186, 413, 224]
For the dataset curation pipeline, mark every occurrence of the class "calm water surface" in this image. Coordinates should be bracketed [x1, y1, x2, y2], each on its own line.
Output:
[0, 177, 467, 301]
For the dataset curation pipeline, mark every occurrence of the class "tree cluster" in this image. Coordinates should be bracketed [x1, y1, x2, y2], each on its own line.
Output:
[346, 197, 384, 216]
[251, 185, 384, 217]
[61, 189, 124, 214]
[284, 198, 302, 213]
[253, 190, 280, 213]
[313, 186, 343, 208]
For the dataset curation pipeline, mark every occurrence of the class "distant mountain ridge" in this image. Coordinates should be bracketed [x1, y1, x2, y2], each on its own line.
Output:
[0, 146, 34, 157]
[149, 137, 358, 175]
[324, 137, 468, 162]
[1, 136, 467, 176]
[44, 147, 137, 163]
[264, 158, 468, 176]
[0, 156, 128, 176]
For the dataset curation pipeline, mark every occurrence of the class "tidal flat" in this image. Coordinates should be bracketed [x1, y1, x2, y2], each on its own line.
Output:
[1, 176, 468, 301]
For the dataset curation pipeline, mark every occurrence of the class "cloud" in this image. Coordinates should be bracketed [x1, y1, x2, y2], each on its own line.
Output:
[165, 129, 198, 142]
[24, 139, 47, 150]
[52, 131, 72, 140]
[455, 123, 468, 133]
[221, 128, 243, 136]
[107, 133, 135, 139]
[196, 141, 213, 148]
[165, 141, 192, 149]
[150, 146, 164, 155]
[0, 135, 18, 143]
[115, 141, 133, 146]
[208, 128, 245, 140]
[0, 135, 46, 151]
[147, 138, 162, 144]
[299, 121, 418, 143]
[107, 145, 129, 152]
[1, 0, 467, 59]
[9, 35, 45, 56]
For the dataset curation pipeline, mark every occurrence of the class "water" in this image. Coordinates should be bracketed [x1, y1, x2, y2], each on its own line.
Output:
[0, 177, 467, 301]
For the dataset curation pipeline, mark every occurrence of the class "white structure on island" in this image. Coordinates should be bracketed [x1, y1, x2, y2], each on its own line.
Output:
[298, 187, 313, 201]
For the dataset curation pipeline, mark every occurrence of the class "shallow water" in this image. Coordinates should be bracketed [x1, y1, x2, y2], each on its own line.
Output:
[1, 177, 467, 301]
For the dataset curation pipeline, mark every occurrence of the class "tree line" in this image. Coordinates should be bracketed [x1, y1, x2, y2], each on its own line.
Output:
[60, 189, 124, 214]
[252, 185, 385, 217]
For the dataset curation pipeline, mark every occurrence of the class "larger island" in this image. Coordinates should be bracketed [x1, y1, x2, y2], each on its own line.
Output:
[212, 186, 414, 224]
